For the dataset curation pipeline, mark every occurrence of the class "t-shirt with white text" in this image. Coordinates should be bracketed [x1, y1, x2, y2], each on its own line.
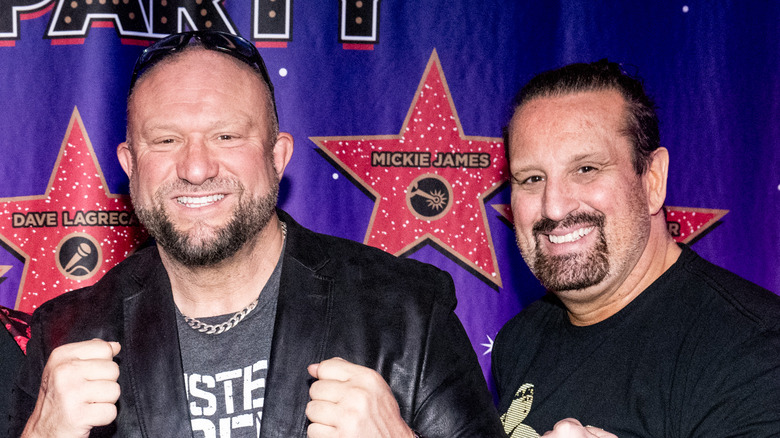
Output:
[176, 256, 282, 438]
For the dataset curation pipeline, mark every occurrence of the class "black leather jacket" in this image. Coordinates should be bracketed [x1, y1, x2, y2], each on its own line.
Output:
[11, 210, 505, 437]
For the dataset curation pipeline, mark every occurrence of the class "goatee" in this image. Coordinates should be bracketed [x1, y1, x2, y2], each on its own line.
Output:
[526, 212, 609, 292]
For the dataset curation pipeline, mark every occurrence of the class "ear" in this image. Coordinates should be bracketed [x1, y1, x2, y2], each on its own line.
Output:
[272, 132, 294, 179]
[117, 142, 134, 178]
[643, 147, 669, 216]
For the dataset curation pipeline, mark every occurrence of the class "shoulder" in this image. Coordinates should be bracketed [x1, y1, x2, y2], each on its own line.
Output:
[669, 248, 780, 432]
[281, 210, 455, 305]
[494, 294, 561, 360]
[676, 245, 780, 332]
[324, 232, 447, 283]
[667, 247, 780, 383]
[35, 245, 158, 312]
[497, 295, 562, 338]
[30, 245, 160, 345]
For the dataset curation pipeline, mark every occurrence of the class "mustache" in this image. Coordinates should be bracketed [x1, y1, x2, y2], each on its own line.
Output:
[154, 177, 245, 196]
[532, 212, 605, 235]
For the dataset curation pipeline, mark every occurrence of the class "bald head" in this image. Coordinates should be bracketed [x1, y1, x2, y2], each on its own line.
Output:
[126, 46, 278, 149]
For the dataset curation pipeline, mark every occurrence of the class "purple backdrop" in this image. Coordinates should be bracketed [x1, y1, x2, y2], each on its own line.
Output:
[1, 1, 778, 393]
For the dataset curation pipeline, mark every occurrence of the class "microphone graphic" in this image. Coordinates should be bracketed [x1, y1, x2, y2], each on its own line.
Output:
[64, 242, 92, 274]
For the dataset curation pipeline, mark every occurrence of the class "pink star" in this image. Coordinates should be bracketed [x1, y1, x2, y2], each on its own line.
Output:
[0, 108, 147, 312]
[313, 51, 507, 287]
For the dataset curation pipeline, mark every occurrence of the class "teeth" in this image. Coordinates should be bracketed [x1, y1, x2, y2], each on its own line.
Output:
[177, 194, 225, 208]
[548, 226, 594, 244]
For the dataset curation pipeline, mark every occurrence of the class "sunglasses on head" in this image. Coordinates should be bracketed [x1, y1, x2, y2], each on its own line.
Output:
[129, 31, 278, 121]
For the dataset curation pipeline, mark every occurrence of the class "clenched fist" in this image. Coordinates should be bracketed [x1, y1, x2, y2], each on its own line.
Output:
[306, 357, 415, 438]
[22, 339, 121, 438]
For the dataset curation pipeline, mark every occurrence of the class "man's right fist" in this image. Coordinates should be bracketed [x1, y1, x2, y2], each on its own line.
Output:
[22, 339, 121, 438]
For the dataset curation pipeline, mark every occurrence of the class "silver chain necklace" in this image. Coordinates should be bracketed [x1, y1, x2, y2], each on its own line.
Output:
[184, 222, 287, 335]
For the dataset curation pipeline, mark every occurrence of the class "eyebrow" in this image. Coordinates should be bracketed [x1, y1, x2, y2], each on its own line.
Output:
[142, 116, 257, 133]
[510, 164, 540, 174]
[570, 152, 606, 162]
[510, 150, 612, 175]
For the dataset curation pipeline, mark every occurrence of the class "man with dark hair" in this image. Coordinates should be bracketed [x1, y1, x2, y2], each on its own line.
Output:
[10, 31, 504, 438]
[493, 60, 780, 437]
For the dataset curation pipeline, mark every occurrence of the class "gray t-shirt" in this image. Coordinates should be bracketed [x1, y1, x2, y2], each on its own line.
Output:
[176, 255, 282, 438]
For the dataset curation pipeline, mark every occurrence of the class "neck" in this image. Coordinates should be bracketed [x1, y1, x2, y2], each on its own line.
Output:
[562, 217, 682, 326]
[160, 217, 285, 318]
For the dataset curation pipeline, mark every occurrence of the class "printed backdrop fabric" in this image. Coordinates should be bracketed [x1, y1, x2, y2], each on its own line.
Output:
[1, 1, 778, 392]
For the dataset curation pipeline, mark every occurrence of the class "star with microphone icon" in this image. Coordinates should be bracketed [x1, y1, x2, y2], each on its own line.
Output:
[0, 108, 148, 312]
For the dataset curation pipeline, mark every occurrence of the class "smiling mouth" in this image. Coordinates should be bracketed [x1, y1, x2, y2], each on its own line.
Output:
[176, 194, 225, 208]
[547, 226, 594, 244]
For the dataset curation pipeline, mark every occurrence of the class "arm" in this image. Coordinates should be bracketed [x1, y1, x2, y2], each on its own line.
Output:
[9, 308, 48, 436]
[304, 268, 504, 438]
[682, 330, 780, 437]
[407, 270, 505, 437]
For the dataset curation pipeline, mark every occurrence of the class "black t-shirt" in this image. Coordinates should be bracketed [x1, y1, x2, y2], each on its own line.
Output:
[493, 245, 780, 437]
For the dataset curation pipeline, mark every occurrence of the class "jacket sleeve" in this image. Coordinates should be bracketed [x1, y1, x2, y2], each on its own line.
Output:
[8, 308, 48, 437]
[409, 269, 506, 438]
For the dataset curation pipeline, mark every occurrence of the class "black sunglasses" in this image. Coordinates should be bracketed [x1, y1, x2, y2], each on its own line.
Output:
[129, 31, 277, 122]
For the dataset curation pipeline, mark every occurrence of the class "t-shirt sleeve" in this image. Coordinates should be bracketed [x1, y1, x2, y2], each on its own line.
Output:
[682, 329, 780, 437]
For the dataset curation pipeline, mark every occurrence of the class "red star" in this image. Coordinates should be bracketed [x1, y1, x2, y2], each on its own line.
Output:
[665, 206, 728, 243]
[492, 205, 728, 244]
[0, 108, 147, 312]
[312, 50, 507, 288]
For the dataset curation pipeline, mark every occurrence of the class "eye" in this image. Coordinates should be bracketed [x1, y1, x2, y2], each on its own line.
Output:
[153, 137, 176, 146]
[578, 165, 597, 174]
[217, 134, 234, 141]
[512, 174, 544, 185]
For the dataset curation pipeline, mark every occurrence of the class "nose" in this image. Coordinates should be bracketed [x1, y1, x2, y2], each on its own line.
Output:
[541, 178, 578, 222]
[176, 137, 219, 185]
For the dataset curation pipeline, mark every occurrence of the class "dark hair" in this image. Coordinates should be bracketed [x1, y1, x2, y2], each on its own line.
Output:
[505, 59, 660, 175]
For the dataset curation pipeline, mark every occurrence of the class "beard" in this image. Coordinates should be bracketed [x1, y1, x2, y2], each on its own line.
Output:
[521, 212, 609, 292]
[132, 176, 278, 267]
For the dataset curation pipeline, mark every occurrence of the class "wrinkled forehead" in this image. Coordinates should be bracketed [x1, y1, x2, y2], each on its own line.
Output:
[507, 90, 630, 157]
[125, 48, 275, 137]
